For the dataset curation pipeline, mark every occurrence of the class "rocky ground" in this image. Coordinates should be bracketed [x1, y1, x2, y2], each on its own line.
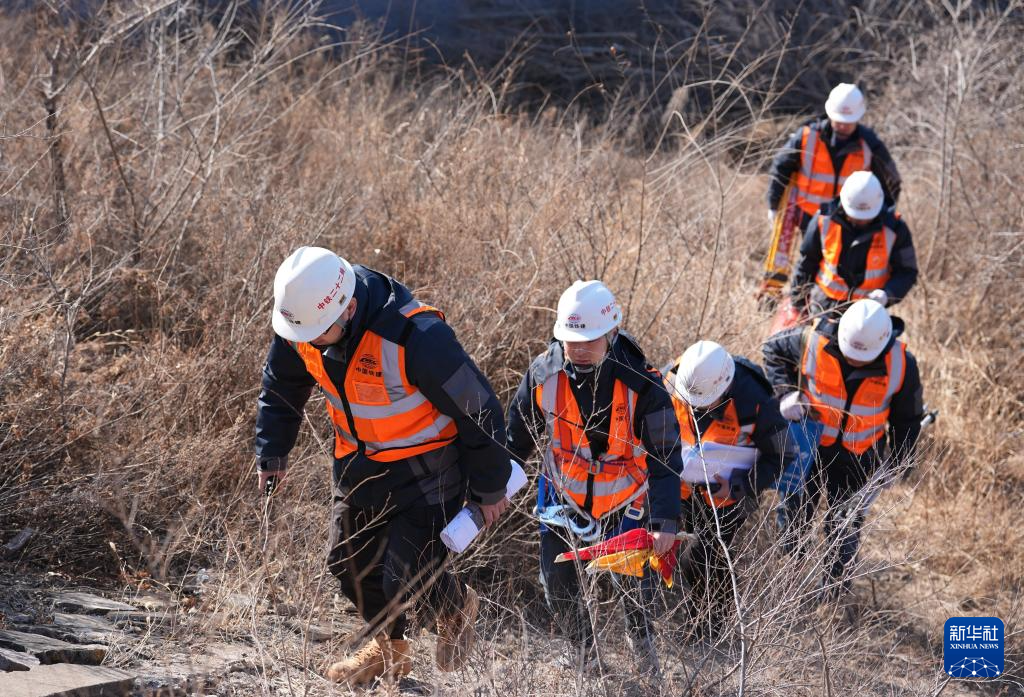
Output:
[0, 559, 344, 696]
[0, 557, 661, 697]
[0, 557, 994, 697]
[0, 551, 780, 697]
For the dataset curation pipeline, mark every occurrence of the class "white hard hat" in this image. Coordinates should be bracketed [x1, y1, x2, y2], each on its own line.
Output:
[838, 299, 892, 362]
[825, 83, 866, 124]
[272, 246, 356, 343]
[553, 280, 622, 342]
[840, 171, 884, 220]
[674, 340, 735, 408]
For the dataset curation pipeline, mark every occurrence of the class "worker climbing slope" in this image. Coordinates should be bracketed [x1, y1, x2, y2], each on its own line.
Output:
[762, 83, 902, 297]
[506, 280, 682, 676]
[763, 299, 924, 599]
[790, 171, 918, 318]
[665, 341, 796, 638]
[255, 247, 511, 685]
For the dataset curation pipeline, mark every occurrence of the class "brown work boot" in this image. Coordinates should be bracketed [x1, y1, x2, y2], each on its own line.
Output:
[325, 634, 413, 686]
[435, 585, 479, 672]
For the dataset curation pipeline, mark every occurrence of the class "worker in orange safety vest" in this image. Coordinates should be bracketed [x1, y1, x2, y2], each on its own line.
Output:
[255, 247, 511, 685]
[790, 171, 918, 318]
[763, 300, 924, 600]
[664, 341, 796, 638]
[767, 83, 902, 288]
[506, 280, 682, 676]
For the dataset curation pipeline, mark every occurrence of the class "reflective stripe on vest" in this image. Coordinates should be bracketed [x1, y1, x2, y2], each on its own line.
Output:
[801, 333, 906, 455]
[673, 397, 755, 449]
[793, 126, 872, 216]
[671, 394, 755, 507]
[535, 371, 648, 520]
[814, 215, 897, 301]
[293, 302, 458, 462]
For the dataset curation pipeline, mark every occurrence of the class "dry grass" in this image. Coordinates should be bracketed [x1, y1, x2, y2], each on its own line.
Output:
[0, 0, 1022, 694]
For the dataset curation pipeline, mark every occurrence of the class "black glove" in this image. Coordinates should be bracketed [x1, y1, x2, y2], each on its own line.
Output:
[727, 470, 755, 501]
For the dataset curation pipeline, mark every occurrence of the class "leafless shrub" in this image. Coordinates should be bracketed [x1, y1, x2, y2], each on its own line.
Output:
[0, 0, 1021, 694]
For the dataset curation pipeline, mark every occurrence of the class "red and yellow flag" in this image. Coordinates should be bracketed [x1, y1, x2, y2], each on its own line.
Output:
[555, 529, 684, 588]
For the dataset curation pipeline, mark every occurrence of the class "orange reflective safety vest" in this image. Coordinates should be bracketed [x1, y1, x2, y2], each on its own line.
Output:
[535, 370, 648, 520]
[671, 395, 755, 508]
[793, 125, 872, 216]
[292, 300, 458, 462]
[815, 213, 897, 301]
[801, 332, 907, 455]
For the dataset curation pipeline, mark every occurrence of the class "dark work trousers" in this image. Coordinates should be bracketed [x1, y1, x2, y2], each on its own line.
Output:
[539, 517, 657, 651]
[777, 444, 881, 584]
[678, 494, 748, 632]
[326, 492, 464, 641]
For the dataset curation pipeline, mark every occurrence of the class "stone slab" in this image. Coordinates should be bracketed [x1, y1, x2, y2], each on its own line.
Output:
[0, 646, 39, 671]
[50, 613, 124, 643]
[105, 610, 177, 627]
[0, 663, 133, 696]
[2, 528, 35, 559]
[12, 625, 81, 643]
[52, 614, 118, 633]
[0, 630, 106, 665]
[286, 619, 332, 642]
[52, 593, 137, 615]
[18, 623, 121, 646]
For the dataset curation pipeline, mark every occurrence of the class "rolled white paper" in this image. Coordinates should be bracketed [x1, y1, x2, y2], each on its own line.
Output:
[505, 459, 528, 498]
[440, 507, 482, 554]
[441, 460, 529, 554]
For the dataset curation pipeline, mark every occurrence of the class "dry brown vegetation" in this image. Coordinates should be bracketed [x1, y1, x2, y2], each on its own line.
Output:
[1, 1, 1022, 694]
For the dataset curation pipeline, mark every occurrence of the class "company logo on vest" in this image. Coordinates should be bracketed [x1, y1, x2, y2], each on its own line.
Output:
[943, 617, 1003, 679]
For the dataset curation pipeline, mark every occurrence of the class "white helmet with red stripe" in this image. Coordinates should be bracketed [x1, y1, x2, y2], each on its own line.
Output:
[825, 83, 866, 124]
[674, 340, 735, 408]
[272, 246, 355, 343]
[553, 280, 622, 342]
[838, 299, 892, 362]
[840, 171, 884, 221]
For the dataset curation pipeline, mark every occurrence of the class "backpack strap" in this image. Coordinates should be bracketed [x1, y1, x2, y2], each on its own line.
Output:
[797, 325, 814, 394]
